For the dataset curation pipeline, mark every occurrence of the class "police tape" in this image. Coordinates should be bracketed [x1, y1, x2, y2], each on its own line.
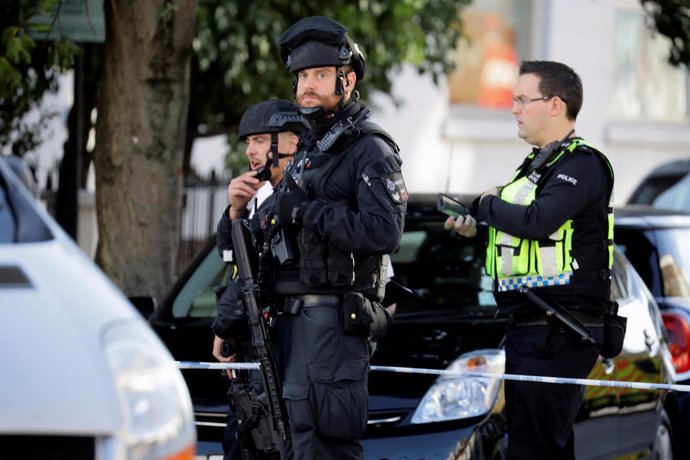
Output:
[176, 361, 690, 393]
[178, 361, 261, 370]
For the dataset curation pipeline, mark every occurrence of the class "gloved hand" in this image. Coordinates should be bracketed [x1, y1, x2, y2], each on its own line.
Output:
[275, 188, 310, 227]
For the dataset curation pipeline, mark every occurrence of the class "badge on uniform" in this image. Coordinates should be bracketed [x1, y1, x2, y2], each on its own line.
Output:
[382, 171, 408, 204]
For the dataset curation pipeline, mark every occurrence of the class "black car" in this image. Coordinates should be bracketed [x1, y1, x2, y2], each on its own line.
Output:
[615, 205, 690, 454]
[147, 195, 681, 459]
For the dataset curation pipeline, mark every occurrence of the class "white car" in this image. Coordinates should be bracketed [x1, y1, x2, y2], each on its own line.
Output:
[0, 156, 196, 460]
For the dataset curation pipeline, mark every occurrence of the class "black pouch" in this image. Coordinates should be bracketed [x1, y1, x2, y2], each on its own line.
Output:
[342, 292, 373, 337]
[298, 229, 328, 287]
[327, 245, 355, 287]
[601, 306, 627, 359]
[342, 292, 391, 338]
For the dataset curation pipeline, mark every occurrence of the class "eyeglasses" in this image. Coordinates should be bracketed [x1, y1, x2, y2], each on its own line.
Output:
[512, 95, 553, 107]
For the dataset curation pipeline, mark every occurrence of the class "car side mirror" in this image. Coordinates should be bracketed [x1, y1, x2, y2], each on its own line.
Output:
[129, 296, 157, 319]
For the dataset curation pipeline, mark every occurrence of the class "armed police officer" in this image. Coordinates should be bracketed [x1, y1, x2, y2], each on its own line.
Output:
[259, 16, 407, 459]
[212, 99, 306, 460]
[445, 61, 614, 459]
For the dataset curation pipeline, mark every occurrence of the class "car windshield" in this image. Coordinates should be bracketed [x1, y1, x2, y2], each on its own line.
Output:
[629, 172, 690, 212]
[390, 220, 498, 318]
[616, 227, 690, 299]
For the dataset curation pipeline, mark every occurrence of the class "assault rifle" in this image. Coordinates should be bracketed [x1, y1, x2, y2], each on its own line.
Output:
[231, 219, 289, 442]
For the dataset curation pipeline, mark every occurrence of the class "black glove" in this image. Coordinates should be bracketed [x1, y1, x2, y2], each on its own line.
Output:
[275, 188, 310, 227]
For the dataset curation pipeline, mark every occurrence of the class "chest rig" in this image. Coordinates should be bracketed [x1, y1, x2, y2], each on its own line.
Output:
[276, 114, 399, 301]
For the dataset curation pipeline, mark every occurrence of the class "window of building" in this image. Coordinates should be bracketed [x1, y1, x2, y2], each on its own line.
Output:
[610, 9, 690, 120]
[447, 0, 532, 109]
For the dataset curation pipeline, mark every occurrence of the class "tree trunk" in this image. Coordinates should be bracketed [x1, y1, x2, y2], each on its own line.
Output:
[93, 0, 197, 300]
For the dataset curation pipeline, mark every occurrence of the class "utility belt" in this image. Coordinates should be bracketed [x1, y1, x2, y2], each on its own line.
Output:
[277, 292, 391, 339]
[279, 294, 341, 314]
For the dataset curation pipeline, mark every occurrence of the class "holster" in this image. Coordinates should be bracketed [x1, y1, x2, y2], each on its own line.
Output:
[602, 302, 627, 359]
[228, 379, 280, 454]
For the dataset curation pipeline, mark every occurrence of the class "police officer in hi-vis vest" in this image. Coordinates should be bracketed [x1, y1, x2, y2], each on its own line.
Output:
[445, 60, 614, 459]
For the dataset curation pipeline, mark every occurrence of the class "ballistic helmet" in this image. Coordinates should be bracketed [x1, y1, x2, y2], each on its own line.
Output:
[279, 16, 365, 81]
[238, 99, 307, 141]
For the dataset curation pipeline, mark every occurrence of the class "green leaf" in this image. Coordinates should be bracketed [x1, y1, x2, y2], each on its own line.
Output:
[28, 23, 52, 35]
[37, 0, 57, 14]
[0, 57, 23, 98]
[1, 26, 19, 45]
[5, 37, 22, 63]
[20, 34, 36, 52]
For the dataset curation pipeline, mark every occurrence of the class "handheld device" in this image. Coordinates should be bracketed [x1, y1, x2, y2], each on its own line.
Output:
[436, 193, 470, 218]
[255, 165, 272, 182]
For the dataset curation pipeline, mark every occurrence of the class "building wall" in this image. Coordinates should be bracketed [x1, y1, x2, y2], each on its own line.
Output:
[371, 0, 690, 205]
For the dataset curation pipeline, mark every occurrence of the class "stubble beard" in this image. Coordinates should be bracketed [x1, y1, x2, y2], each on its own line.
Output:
[297, 91, 340, 114]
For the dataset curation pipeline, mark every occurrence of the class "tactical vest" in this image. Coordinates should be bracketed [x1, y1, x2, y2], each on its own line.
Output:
[275, 119, 400, 302]
[485, 139, 614, 297]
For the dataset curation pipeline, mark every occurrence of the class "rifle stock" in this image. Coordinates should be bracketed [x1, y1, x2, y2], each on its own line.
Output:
[231, 219, 289, 441]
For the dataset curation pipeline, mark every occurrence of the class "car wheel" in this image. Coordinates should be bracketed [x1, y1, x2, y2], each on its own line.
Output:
[653, 409, 674, 460]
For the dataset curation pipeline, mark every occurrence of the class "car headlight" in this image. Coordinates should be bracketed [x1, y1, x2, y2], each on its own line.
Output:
[103, 320, 196, 460]
[411, 349, 505, 424]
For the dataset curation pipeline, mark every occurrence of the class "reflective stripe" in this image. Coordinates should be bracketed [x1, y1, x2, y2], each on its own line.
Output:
[501, 246, 514, 277]
[497, 272, 572, 292]
[512, 179, 535, 205]
[540, 245, 558, 278]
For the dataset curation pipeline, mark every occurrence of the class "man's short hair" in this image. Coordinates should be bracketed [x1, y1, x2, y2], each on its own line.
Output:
[519, 60, 583, 121]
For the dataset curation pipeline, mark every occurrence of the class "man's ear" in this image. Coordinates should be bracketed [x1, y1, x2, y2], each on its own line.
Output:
[289, 133, 300, 150]
[550, 96, 566, 118]
[345, 71, 356, 89]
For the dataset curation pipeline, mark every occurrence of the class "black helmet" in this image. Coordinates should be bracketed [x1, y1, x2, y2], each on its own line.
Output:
[279, 16, 365, 81]
[238, 99, 307, 141]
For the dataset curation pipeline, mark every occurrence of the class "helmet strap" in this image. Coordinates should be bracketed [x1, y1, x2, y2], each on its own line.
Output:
[269, 133, 279, 169]
[335, 67, 347, 111]
[269, 133, 295, 169]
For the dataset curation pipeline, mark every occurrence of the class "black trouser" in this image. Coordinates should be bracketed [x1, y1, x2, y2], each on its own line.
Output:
[504, 323, 603, 459]
[275, 299, 369, 460]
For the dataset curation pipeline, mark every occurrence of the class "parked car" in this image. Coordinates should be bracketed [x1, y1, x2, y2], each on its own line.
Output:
[627, 159, 690, 212]
[614, 205, 690, 454]
[0, 156, 197, 460]
[147, 194, 681, 459]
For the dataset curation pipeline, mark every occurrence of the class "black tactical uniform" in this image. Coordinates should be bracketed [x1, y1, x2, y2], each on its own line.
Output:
[262, 16, 408, 460]
[212, 99, 306, 460]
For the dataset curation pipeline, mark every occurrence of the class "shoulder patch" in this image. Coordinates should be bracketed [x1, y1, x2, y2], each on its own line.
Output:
[382, 170, 409, 204]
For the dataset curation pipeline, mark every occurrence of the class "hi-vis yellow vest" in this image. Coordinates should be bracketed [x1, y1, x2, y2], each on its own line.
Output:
[486, 139, 614, 292]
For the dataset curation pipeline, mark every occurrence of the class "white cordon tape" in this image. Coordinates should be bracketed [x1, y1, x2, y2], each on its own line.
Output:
[178, 361, 261, 370]
[176, 361, 690, 393]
